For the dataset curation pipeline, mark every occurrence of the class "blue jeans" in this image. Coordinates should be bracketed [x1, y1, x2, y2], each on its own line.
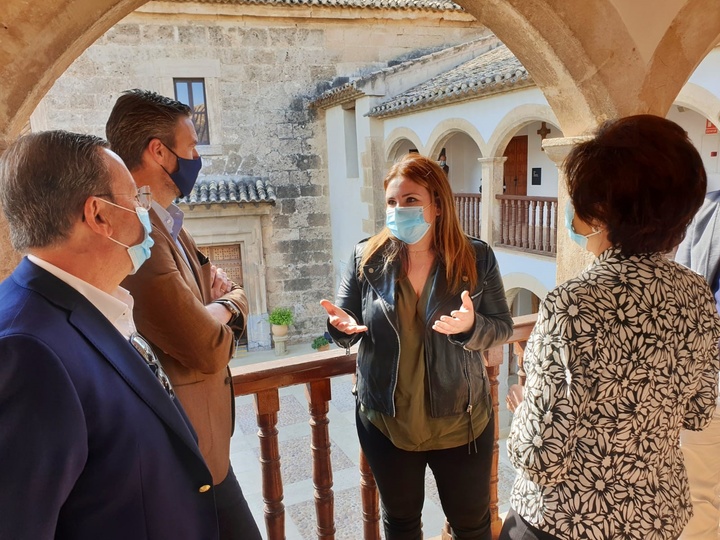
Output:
[356, 407, 494, 540]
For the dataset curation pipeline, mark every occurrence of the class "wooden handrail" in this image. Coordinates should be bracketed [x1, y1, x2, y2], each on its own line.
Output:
[495, 194, 557, 203]
[232, 313, 538, 540]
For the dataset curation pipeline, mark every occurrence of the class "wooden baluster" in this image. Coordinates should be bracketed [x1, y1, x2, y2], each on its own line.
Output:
[359, 450, 381, 540]
[537, 201, 545, 253]
[538, 201, 545, 252]
[549, 200, 556, 254]
[306, 379, 335, 539]
[510, 200, 517, 247]
[500, 199, 508, 246]
[484, 345, 505, 539]
[254, 388, 285, 540]
[469, 196, 475, 237]
[466, 196, 471, 235]
[477, 195, 482, 237]
[514, 340, 527, 387]
[522, 199, 530, 249]
[457, 196, 463, 233]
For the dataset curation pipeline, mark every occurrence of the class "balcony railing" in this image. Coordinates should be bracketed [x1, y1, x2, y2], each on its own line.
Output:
[496, 195, 557, 257]
[231, 313, 538, 540]
[454, 193, 482, 238]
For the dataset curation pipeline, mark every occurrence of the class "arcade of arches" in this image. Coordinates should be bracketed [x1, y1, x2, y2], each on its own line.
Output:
[2, 0, 720, 283]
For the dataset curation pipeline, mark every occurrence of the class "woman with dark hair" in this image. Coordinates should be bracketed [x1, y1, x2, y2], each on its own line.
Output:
[321, 153, 513, 540]
[501, 115, 720, 540]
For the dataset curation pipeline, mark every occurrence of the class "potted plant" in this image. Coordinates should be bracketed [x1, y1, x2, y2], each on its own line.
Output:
[311, 335, 330, 352]
[268, 307, 294, 337]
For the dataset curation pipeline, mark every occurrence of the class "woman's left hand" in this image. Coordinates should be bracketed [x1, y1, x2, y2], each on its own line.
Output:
[432, 290, 475, 335]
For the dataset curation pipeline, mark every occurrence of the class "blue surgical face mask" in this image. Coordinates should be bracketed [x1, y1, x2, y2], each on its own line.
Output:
[161, 143, 203, 197]
[386, 204, 432, 245]
[104, 202, 155, 274]
[565, 202, 602, 251]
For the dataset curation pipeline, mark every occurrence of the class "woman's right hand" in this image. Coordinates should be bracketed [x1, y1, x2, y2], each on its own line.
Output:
[320, 299, 368, 334]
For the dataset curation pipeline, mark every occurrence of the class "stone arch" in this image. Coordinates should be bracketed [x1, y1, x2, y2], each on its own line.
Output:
[486, 103, 560, 158]
[502, 272, 549, 304]
[425, 118, 489, 159]
[675, 82, 720, 123]
[0, 0, 148, 146]
[455, 0, 720, 135]
[384, 127, 424, 161]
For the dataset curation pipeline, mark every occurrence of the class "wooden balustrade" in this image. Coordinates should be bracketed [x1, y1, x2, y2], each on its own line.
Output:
[496, 195, 557, 256]
[454, 193, 482, 238]
[231, 313, 537, 540]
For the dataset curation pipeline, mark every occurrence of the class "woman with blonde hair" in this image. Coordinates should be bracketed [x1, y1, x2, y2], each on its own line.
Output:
[322, 153, 513, 540]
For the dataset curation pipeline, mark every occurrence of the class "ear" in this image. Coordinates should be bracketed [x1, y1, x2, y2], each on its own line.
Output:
[83, 196, 114, 237]
[145, 138, 168, 166]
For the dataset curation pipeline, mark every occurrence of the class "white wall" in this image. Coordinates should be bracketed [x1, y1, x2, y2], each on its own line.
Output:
[326, 106, 366, 291]
[495, 249, 556, 298]
[444, 132, 483, 192]
[667, 105, 720, 192]
[525, 120, 561, 197]
[383, 87, 550, 150]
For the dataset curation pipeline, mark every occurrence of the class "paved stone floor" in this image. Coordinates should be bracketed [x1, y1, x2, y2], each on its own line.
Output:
[230, 345, 515, 539]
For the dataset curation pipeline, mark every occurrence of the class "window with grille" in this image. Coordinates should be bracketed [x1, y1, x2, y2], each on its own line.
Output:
[174, 78, 210, 145]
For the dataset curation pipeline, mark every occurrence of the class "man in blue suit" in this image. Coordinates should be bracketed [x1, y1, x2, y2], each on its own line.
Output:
[0, 130, 220, 539]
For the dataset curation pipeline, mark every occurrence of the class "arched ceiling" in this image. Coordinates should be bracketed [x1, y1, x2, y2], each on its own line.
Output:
[0, 0, 147, 150]
[455, 0, 720, 135]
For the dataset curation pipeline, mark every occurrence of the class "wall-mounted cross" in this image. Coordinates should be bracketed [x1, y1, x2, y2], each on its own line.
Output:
[537, 121, 551, 151]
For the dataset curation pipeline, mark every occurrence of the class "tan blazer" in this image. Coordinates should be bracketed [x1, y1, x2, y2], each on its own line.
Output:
[122, 209, 248, 483]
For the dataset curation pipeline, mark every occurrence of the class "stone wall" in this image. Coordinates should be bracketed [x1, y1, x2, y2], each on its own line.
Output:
[32, 1, 485, 343]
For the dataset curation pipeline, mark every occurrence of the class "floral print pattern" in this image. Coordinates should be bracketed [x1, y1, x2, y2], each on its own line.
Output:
[507, 248, 720, 540]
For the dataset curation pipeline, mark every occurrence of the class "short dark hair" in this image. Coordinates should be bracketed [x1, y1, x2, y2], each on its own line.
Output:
[105, 89, 191, 170]
[0, 130, 111, 251]
[565, 114, 707, 256]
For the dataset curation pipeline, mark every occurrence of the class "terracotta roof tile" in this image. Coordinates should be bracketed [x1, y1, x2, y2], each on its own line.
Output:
[177, 177, 277, 207]
[172, 0, 462, 10]
[367, 43, 533, 117]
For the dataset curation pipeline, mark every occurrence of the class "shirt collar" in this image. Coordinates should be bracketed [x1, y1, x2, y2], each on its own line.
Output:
[27, 254, 137, 339]
[152, 200, 184, 242]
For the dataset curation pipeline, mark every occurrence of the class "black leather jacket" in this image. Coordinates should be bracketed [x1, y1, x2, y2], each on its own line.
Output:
[329, 237, 513, 418]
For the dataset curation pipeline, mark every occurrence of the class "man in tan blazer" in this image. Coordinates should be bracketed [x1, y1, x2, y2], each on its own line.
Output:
[106, 89, 261, 540]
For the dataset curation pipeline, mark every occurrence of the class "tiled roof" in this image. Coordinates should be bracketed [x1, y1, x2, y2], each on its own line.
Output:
[172, 0, 463, 10]
[367, 43, 533, 118]
[177, 177, 277, 207]
[311, 36, 497, 110]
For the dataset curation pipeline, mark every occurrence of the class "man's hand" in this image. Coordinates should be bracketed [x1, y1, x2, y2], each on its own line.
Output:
[320, 299, 368, 334]
[210, 265, 231, 301]
[432, 290, 475, 335]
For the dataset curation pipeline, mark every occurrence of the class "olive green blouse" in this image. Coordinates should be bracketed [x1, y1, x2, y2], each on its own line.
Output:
[362, 268, 489, 451]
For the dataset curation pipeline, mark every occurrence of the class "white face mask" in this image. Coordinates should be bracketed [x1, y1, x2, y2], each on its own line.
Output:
[386, 204, 432, 245]
[102, 200, 155, 274]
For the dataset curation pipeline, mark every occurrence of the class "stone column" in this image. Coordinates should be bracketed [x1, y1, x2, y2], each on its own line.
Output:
[478, 156, 507, 247]
[542, 136, 594, 285]
[0, 216, 20, 280]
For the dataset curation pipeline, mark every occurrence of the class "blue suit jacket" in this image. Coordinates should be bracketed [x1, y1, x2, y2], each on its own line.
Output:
[0, 258, 219, 539]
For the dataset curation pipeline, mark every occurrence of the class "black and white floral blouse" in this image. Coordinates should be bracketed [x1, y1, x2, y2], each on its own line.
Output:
[507, 247, 720, 540]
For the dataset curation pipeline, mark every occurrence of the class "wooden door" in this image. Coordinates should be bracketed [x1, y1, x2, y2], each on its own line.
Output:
[503, 136, 528, 196]
[198, 243, 243, 287]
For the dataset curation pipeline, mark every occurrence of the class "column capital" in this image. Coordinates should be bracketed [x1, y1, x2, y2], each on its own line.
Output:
[477, 156, 508, 165]
[542, 136, 592, 166]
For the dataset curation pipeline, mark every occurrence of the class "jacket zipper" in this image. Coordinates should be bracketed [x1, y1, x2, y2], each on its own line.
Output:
[366, 268, 401, 417]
